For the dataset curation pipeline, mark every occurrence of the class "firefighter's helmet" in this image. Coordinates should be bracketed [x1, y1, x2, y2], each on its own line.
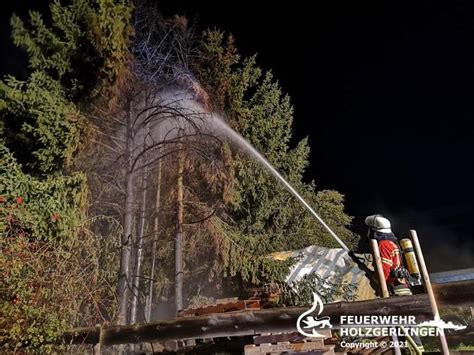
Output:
[365, 215, 392, 233]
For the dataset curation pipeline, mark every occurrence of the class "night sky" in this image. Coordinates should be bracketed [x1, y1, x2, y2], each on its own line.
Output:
[2, 1, 473, 271]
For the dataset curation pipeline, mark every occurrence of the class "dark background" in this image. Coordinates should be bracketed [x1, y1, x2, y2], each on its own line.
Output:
[2, 1, 473, 271]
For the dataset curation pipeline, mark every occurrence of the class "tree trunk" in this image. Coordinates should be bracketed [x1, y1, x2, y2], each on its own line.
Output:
[130, 166, 148, 324]
[175, 141, 184, 313]
[145, 155, 162, 322]
[116, 109, 135, 326]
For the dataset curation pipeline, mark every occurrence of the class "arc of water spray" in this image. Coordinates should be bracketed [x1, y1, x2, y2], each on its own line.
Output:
[169, 91, 349, 252]
[212, 117, 350, 251]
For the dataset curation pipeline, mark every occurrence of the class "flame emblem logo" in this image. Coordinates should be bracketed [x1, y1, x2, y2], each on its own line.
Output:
[296, 292, 332, 338]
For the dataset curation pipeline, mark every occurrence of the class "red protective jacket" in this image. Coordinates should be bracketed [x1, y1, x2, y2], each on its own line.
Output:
[378, 239, 412, 296]
[378, 239, 403, 284]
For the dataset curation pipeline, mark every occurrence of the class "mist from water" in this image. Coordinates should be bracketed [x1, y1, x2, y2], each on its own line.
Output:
[140, 89, 350, 251]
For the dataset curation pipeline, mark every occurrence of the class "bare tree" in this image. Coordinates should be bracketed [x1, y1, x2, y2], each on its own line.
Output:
[84, 4, 230, 327]
[175, 136, 185, 312]
[117, 91, 137, 326]
[129, 151, 148, 323]
[144, 152, 162, 322]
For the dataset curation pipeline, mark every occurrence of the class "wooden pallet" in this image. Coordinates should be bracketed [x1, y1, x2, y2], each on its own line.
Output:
[177, 298, 261, 317]
[253, 332, 306, 345]
[244, 341, 333, 355]
[245, 330, 334, 355]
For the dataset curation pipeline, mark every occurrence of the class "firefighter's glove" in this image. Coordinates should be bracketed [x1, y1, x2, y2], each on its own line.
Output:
[390, 268, 400, 279]
[390, 267, 410, 280]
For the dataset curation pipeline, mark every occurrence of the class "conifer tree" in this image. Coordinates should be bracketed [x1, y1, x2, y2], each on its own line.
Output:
[0, 2, 360, 348]
[1, 0, 132, 173]
[0, 0, 133, 350]
[195, 30, 357, 284]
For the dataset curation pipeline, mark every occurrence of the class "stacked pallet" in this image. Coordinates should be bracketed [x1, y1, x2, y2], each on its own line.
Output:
[244, 330, 337, 355]
[177, 297, 261, 317]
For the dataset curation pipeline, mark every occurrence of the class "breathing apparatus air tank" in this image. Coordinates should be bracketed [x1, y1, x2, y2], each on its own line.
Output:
[400, 238, 422, 286]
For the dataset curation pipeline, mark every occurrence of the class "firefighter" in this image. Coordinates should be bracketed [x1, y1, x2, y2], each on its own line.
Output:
[365, 215, 413, 296]
[365, 214, 424, 354]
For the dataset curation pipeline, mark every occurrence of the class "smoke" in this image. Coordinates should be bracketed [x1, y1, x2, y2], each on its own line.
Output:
[398, 208, 474, 272]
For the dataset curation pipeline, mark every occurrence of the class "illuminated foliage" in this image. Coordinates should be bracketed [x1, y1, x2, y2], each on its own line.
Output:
[0, 0, 132, 351]
[195, 30, 357, 284]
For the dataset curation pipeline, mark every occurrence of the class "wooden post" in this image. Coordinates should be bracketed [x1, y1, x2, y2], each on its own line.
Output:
[410, 229, 450, 354]
[369, 239, 401, 355]
[93, 325, 103, 354]
[369, 239, 389, 298]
